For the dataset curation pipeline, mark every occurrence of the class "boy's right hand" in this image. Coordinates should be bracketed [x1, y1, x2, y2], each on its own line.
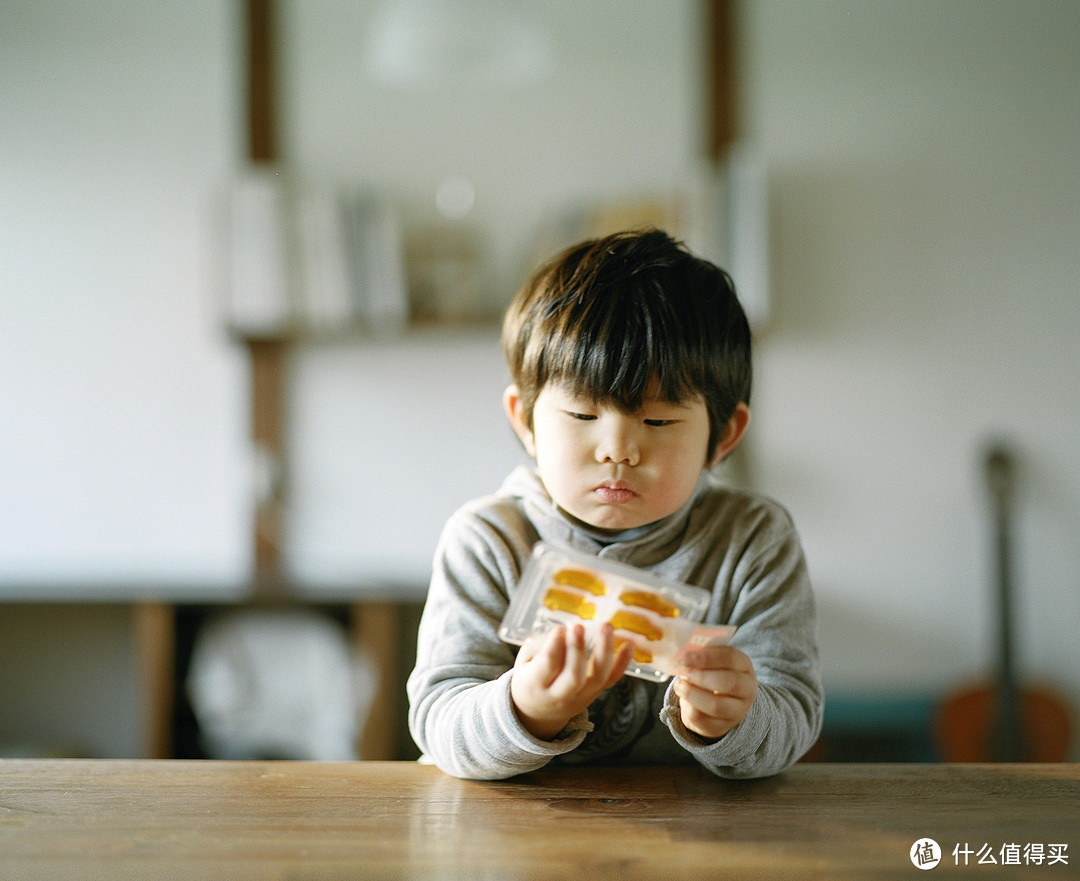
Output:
[510, 622, 632, 741]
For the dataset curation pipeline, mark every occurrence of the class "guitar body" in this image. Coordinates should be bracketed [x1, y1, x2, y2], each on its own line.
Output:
[935, 682, 1072, 762]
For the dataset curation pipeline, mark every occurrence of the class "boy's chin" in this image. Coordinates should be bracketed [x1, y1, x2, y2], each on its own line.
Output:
[559, 504, 659, 535]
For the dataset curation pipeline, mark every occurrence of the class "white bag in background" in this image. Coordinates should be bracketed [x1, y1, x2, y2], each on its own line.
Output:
[186, 608, 376, 760]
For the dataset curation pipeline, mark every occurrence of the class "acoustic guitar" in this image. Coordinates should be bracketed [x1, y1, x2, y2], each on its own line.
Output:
[934, 444, 1072, 762]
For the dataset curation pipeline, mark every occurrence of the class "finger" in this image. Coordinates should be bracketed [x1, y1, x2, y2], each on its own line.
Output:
[677, 647, 755, 694]
[587, 623, 625, 684]
[587, 622, 615, 679]
[602, 638, 634, 689]
[516, 634, 540, 664]
[676, 674, 745, 708]
[679, 668, 745, 698]
[677, 644, 749, 673]
[675, 676, 750, 724]
[676, 687, 744, 740]
[558, 623, 589, 682]
[521, 626, 568, 687]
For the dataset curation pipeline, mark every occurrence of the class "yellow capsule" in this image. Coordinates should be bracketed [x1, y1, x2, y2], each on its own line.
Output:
[609, 610, 663, 642]
[552, 568, 607, 595]
[618, 589, 680, 618]
[543, 587, 597, 620]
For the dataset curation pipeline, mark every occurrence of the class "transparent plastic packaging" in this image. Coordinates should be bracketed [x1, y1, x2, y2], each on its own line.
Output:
[499, 543, 737, 682]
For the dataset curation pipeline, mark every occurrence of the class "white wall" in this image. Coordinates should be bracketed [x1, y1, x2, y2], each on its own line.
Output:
[0, 1, 249, 590]
[740, 1, 1080, 715]
[285, 330, 531, 590]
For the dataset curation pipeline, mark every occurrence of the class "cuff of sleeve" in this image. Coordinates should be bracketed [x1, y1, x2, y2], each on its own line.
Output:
[553, 709, 593, 742]
[495, 671, 592, 756]
[659, 679, 766, 765]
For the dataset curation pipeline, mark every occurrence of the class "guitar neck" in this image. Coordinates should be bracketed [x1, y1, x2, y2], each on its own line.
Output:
[986, 444, 1023, 761]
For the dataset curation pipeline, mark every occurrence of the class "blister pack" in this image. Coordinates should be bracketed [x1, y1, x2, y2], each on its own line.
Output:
[499, 543, 736, 682]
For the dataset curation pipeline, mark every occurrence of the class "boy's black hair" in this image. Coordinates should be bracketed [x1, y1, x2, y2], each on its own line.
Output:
[502, 228, 752, 460]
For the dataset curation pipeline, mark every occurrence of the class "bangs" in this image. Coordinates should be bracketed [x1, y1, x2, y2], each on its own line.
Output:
[526, 276, 707, 412]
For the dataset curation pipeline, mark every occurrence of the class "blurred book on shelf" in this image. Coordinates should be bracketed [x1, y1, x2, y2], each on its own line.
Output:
[222, 171, 408, 340]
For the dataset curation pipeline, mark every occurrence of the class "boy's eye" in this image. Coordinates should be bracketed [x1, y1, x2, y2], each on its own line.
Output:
[565, 411, 597, 421]
[644, 419, 677, 427]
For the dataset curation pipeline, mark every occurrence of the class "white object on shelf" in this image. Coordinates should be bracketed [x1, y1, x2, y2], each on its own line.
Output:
[223, 169, 295, 336]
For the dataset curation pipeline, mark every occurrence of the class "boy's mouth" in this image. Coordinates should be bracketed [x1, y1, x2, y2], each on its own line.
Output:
[594, 482, 636, 504]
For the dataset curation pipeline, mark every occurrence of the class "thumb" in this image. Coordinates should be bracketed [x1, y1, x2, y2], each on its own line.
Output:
[515, 626, 567, 684]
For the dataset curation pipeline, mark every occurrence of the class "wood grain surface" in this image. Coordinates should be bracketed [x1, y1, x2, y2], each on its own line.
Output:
[1, 760, 1076, 879]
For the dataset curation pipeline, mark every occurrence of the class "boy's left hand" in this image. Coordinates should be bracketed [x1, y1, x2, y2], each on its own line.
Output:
[673, 645, 758, 742]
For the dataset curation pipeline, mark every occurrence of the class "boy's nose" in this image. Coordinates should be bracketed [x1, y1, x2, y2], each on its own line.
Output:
[596, 424, 640, 466]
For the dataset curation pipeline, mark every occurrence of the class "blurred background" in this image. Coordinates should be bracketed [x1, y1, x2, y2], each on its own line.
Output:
[1, 0, 1077, 762]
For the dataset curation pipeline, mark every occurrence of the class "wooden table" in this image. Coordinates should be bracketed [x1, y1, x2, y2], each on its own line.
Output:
[1, 761, 1076, 880]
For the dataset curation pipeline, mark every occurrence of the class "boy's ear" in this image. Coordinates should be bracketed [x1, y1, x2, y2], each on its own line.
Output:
[708, 402, 751, 467]
[503, 384, 537, 458]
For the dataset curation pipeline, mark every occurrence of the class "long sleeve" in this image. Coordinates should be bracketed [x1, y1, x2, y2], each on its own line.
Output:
[658, 497, 823, 777]
[405, 506, 590, 780]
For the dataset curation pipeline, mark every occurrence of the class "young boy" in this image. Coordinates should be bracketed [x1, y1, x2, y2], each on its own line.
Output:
[407, 229, 822, 780]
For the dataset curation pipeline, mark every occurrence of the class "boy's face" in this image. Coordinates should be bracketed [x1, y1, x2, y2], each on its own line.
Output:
[506, 380, 738, 533]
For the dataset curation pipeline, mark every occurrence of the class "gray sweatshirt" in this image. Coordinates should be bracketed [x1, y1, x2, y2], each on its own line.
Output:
[406, 465, 823, 780]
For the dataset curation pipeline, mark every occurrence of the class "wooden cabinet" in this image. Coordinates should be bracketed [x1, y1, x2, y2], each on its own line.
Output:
[134, 599, 421, 760]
